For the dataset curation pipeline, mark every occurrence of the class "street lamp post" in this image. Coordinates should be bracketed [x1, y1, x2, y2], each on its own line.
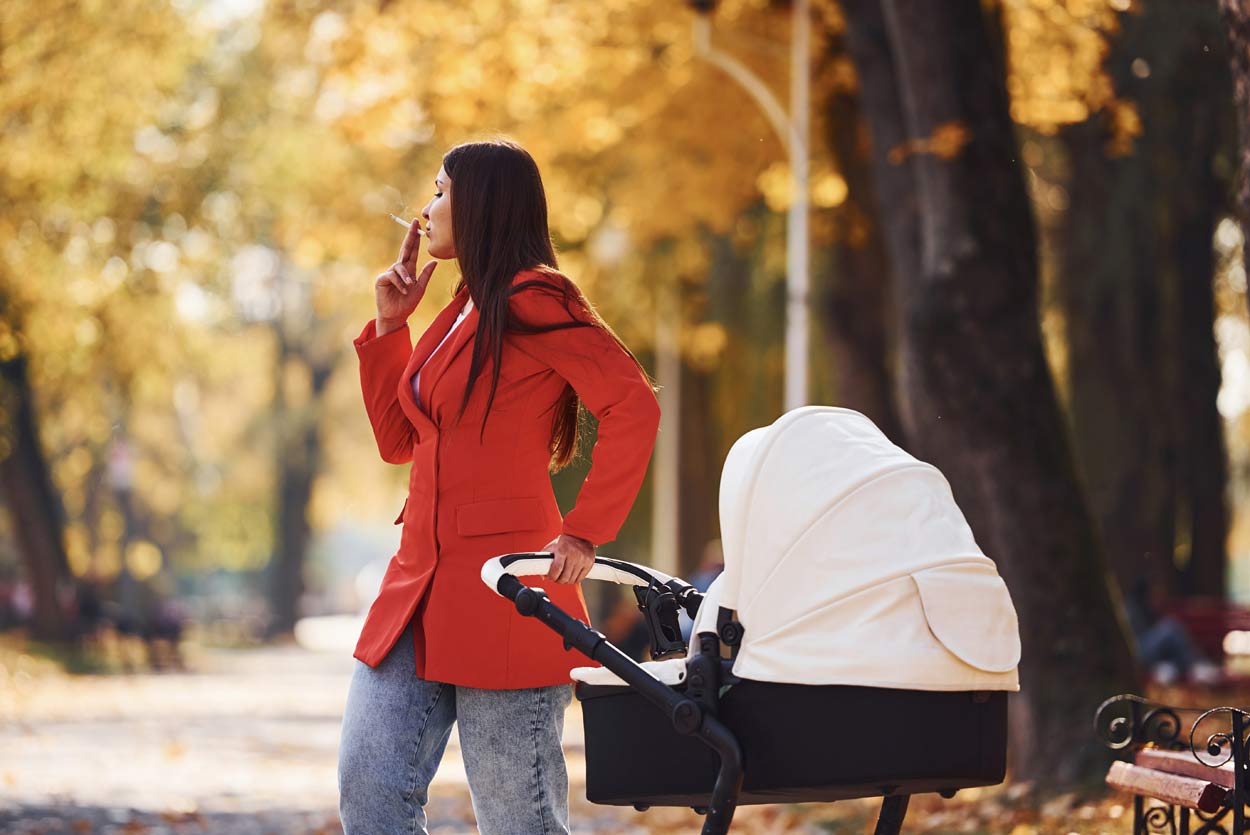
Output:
[688, 0, 811, 412]
[650, 0, 811, 576]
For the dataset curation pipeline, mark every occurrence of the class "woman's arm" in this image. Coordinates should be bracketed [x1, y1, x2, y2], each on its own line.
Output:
[508, 275, 662, 547]
[356, 224, 438, 466]
[354, 319, 416, 465]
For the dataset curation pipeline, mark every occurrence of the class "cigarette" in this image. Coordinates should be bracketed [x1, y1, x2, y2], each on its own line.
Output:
[389, 214, 424, 235]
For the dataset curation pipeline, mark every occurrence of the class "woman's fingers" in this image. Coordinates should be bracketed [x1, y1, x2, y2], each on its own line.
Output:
[398, 217, 421, 265]
[576, 555, 594, 583]
[390, 269, 407, 295]
[559, 550, 587, 584]
[403, 226, 425, 275]
[542, 536, 594, 583]
[414, 259, 437, 290]
[377, 267, 407, 295]
[545, 552, 565, 582]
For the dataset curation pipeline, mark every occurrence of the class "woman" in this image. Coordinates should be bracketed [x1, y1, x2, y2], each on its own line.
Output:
[337, 139, 661, 834]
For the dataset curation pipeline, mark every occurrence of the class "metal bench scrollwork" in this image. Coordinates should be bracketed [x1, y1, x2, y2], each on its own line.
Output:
[1095, 694, 1248, 835]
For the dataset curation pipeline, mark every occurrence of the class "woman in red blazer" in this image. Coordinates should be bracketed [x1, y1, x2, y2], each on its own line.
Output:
[337, 139, 661, 835]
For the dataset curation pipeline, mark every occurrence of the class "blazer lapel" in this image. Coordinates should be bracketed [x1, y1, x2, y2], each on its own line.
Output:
[397, 285, 478, 428]
[397, 287, 467, 428]
[416, 295, 479, 416]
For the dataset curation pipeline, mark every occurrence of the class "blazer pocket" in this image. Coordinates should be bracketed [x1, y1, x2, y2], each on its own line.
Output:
[456, 496, 545, 537]
[394, 498, 408, 525]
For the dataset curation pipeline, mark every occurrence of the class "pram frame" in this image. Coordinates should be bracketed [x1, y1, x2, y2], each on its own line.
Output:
[481, 552, 919, 835]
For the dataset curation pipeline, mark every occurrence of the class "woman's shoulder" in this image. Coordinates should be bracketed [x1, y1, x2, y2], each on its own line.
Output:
[507, 267, 594, 326]
[509, 265, 576, 293]
[508, 267, 589, 308]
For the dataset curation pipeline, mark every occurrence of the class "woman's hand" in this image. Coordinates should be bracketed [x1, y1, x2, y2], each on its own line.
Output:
[375, 218, 438, 331]
[543, 533, 596, 584]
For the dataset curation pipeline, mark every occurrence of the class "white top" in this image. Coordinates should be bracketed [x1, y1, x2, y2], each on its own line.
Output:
[412, 299, 473, 409]
[711, 406, 1021, 692]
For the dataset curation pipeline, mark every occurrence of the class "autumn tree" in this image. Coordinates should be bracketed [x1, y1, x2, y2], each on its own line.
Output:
[1053, 1, 1233, 599]
[1223, 0, 1250, 323]
[840, 0, 1136, 787]
[817, 9, 905, 443]
[0, 0, 196, 640]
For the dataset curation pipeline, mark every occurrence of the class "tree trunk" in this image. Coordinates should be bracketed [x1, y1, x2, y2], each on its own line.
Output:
[820, 35, 906, 444]
[842, 0, 1138, 788]
[1059, 2, 1231, 600]
[1173, 123, 1230, 596]
[0, 325, 77, 642]
[703, 206, 787, 445]
[266, 320, 334, 639]
[678, 362, 719, 577]
[1056, 97, 1174, 600]
[1169, 7, 1234, 597]
[1222, 0, 1250, 322]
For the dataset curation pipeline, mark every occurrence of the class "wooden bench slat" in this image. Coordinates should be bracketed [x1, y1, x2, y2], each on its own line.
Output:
[1107, 761, 1231, 814]
[1136, 749, 1236, 789]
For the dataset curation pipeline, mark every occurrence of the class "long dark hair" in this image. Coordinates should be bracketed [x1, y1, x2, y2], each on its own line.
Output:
[443, 138, 656, 472]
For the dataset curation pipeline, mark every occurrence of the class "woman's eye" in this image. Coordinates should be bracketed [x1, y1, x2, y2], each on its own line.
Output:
[434, 192, 443, 199]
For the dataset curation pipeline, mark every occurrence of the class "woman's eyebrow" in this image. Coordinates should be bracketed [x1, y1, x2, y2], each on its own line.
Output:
[435, 178, 446, 188]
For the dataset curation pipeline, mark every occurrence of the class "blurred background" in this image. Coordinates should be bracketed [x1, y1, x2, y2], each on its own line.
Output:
[5, 0, 1250, 831]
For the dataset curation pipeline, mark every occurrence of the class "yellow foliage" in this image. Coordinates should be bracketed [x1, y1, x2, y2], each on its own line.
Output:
[1000, 0, 1127, 135]
[887, 121, 973, 164]
[2, 0, 1148, 575]
[125, 541, 164, 583]
[64, 525, 92, 578]
[684, 322, 730, 371]
[1103, 98, 1143, 157]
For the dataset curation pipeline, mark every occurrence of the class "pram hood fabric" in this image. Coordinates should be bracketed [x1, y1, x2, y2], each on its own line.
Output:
[710, 406, 1020, 691]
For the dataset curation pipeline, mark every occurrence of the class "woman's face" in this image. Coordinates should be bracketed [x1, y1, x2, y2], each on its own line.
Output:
[420, 166, 455, 260]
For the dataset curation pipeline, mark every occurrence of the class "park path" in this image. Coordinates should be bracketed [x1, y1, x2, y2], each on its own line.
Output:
[1, 637, 1085, 835]
[0, 639, 820, 835]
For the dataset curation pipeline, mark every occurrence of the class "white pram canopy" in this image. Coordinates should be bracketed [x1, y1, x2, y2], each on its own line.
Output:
[692, 405, 1020, 691]
[565, 406, 1021, 692]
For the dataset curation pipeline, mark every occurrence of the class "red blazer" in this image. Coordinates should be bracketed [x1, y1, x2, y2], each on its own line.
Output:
[352, 268, 661, 689]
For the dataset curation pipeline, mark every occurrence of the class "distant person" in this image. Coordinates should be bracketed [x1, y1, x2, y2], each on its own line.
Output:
[689, 539, 725, 593]
[601, 588, 652, 662]
[72, 577, 104, 646]
[336, 139, 661, 835]
[12, 579, 32, 625]
[681, 540, 725, 642]
[1125, 577, 1220, 685]
[0, 572, 17, 629]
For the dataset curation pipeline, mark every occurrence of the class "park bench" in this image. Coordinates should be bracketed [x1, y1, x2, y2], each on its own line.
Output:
[1096, 694, 1249, 835]
[1162, 598, 1250, 670]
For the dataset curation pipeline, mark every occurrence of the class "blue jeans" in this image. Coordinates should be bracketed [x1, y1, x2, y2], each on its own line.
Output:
[338, 620, 574, 834]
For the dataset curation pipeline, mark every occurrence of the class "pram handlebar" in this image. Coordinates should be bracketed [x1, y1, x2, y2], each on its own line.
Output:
[487, 569, 743, 835]
[481, 553, 701, 613]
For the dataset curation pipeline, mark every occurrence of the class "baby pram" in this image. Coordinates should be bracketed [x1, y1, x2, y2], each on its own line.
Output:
[481, 406, 1021, 835]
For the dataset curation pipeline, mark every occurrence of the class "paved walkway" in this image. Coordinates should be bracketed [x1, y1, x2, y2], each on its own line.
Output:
[0, 640, 787, 834]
